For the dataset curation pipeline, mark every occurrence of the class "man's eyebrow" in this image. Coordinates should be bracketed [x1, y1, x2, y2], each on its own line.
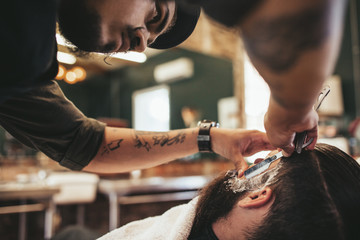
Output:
[155, 5, 169, 34]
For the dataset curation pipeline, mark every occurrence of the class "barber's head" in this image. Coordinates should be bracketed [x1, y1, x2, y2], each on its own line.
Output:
[190, 143, 360, 240]
[57, 0, 200, 53]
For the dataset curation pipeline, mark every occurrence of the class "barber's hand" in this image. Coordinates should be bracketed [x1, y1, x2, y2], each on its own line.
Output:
[264, 106, 319, 156]
[211, 128, 276, 177]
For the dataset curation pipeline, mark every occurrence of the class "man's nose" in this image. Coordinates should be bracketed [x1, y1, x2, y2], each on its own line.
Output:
[132, 28, 154, 53]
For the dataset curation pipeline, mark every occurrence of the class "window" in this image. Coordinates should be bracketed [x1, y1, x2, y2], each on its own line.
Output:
[244, 54, 270, 132]
[132, 85, 170, 131]
[244, 54, 271, 162]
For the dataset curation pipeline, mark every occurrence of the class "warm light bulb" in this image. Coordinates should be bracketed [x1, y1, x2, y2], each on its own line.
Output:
[65, 71, 77, 84]
[110, 52, 147, 63]
[71, 66, 87, 81]
[56, 65, 66, 80]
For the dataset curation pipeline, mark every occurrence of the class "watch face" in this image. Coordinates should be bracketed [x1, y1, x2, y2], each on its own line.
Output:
[198, 120, 219, 128]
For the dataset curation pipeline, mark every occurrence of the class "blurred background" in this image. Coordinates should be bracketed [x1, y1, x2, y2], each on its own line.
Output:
[1, 2, 360, 239]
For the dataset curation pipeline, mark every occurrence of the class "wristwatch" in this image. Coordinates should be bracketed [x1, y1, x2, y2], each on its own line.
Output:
[197, 120, 219, 152]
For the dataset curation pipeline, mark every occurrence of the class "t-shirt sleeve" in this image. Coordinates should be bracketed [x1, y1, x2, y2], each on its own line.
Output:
[0, 80, 106, 170]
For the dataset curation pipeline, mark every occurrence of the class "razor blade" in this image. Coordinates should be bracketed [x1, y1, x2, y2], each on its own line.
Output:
[244, 151, 283, 179]
[294, 85, 331, 154]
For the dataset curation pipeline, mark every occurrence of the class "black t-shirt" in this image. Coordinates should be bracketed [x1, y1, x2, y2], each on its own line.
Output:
[0, 0, 105, 170]
[1, 0, 59, 103]
[0, 80, 105, 170]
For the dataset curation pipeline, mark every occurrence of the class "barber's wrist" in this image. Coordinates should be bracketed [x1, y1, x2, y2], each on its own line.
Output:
[197, 120, 219, 152]
[209, 127, 222, 154]
[268, 96, 314, 127]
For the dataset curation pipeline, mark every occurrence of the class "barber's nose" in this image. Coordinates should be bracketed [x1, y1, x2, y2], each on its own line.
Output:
[132, 28, 152, 53]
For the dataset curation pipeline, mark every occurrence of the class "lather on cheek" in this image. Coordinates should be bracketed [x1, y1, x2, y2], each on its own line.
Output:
[225, 161, 283, 193]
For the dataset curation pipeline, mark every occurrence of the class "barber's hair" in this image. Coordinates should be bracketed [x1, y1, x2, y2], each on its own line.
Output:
[190, 143, 360, 240]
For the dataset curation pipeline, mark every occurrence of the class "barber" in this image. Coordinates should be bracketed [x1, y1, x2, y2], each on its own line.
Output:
[187, 0, 347, 155]
[1, 0, 274, 176]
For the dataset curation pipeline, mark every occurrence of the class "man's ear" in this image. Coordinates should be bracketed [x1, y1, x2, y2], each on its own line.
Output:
[238, 187, 273, 208]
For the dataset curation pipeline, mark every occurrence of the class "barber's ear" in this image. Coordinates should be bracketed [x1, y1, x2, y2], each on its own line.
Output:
[238, 187, 273, 208]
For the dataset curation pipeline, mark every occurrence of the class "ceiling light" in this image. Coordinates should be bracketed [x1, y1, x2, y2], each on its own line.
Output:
[57, 52, 76, 65]
[154, 58, 194, 83]
[110, 52, 147, 63]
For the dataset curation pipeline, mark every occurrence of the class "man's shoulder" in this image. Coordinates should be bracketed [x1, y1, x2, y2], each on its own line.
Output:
[1, 0, 58, 101]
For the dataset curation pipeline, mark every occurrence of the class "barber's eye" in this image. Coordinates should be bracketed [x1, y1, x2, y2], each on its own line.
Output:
[148, 2, 161, 24]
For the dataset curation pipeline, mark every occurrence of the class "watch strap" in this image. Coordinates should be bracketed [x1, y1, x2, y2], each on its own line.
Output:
[197, 120, 219, 152]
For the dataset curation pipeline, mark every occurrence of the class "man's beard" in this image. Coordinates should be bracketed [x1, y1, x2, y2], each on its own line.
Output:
[57, 0, 112, 55]
[190, 163, 282, 237]
[190, 172, 249, 236]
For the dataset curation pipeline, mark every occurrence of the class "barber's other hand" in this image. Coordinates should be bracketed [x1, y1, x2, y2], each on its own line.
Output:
[264, 105, 319, 156]
[211, 128, 276, 177]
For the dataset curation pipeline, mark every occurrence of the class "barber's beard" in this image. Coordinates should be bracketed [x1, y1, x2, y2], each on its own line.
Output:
[57, 0, 105, 55]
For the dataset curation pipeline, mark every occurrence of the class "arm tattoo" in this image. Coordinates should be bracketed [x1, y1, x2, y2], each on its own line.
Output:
[242, 3, 329, 72]
[134, 135, 152, 152]
[133, 131, 186, 151]
[101, 139, 124, 156]
[152, 132, 186, 146]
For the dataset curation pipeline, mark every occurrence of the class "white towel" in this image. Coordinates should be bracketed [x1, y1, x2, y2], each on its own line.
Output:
[98, 197, 199, 240]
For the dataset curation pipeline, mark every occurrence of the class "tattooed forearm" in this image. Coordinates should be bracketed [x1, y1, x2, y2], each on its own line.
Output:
[133, 131, 186, 151]
[134, 135, 152, 151]
[242, 2, 329, 72]
[152, 132, 186, 147]
[101, 139, 124, 156]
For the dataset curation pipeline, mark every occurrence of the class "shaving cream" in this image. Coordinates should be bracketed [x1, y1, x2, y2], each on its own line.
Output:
[225, 161, 283, 193]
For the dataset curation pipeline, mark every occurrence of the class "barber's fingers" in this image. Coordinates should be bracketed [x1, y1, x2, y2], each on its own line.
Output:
[282, 126, 318, 156]
[306, 136, 317, 150]
[265, 126, 296, 156]
[281, 143, 295, 157]
[253, 132, 277, 152]
[304, 126, 318, 150]
[242, 130, 276, 156]
[235, 131, 276, 177]
[232, 154, 249, 178]
[295, 111, 319, 151]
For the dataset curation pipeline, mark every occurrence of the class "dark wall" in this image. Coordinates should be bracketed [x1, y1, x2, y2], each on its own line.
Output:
[59, 48, 234, 129]
[333, 2, 359, 121]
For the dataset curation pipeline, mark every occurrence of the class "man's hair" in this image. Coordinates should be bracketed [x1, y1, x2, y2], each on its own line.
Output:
[190, 143, 360, 240]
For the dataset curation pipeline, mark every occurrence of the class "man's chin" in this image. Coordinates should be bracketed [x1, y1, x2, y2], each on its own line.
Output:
[65, 45, 93, 58]
[60, 35, 104, 57]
